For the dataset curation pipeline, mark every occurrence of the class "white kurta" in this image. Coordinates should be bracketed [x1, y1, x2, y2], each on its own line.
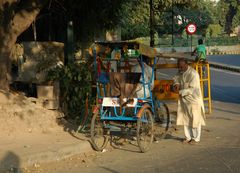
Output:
[173, 66, 206, 128]
[131, 62, 154, 98]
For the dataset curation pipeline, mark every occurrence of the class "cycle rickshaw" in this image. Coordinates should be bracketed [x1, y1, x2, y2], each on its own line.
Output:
[90, 41, 171, 153]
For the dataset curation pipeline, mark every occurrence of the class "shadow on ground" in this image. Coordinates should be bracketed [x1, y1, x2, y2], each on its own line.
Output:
[0, 151, 20, 173]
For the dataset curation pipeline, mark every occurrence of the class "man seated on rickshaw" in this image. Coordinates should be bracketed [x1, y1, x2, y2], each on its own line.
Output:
[109, 56, 154, 107]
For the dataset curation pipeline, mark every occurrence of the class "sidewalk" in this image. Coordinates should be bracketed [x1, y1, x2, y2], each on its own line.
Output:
[1, 100, 240, 173]
[0, 127, 92, 172]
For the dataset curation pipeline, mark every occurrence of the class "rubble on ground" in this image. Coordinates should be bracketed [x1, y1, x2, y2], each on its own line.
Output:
[0, 90, 63, 136]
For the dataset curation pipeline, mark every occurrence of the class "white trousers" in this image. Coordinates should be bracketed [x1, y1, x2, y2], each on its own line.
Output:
[184, 125, 201, 142]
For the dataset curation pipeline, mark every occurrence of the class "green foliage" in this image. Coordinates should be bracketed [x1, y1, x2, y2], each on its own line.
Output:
[41, 0, 239, 46]
[119, 0, 213, 39]
[181, 30, 187, 39]
[47, 63, 93, 119]
[217, 0, 240, 34]
[64, 0, 129, 42]
[119, 0, 150, 40]
[216, 0, 228, 28]
[157, 1, 212, 36]
[51, 0, 239, 44]
[206, 24, 223, 38]
[232, 5, 240, 28]
[119, 0, 211, 40]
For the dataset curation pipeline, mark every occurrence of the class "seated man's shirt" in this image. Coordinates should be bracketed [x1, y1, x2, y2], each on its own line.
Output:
[131, 62, 154, 98]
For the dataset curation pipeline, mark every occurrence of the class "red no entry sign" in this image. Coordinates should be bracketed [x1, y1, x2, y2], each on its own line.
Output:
[186, 23, 197, 35]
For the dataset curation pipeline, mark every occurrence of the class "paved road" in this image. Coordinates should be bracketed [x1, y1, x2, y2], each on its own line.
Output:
[210, 68, 240, 103]
[208, 55, 240, 67]
[207, 55, 240, 103]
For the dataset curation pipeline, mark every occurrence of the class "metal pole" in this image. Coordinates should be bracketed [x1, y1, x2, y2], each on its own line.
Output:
[172, 0, 174, 45]
[49, 12, 52, 41]
[64, 20, 75, 65]
[191, 35, 192, 52]
[150, 0, 154, 47]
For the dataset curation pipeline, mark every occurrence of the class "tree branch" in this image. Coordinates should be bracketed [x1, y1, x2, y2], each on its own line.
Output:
[10, 0, 48, 35]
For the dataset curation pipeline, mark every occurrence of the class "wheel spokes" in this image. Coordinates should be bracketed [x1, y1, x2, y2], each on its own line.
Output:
[137, 108, 153, 152]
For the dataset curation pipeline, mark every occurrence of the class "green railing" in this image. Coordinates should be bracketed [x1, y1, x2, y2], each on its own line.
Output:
[205, 37, 239, 46]
[136, 36, 240, 47]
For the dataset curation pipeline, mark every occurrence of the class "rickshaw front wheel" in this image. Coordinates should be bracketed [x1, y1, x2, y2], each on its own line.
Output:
[90, 111, 109, 151]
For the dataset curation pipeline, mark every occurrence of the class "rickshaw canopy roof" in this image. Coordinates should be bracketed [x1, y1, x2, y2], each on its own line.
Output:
[94, 41, 157, 58]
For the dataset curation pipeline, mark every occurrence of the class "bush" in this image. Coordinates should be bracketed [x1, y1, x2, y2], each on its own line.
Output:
[47, 62, 94, 120]
[206, 24, 222, 38]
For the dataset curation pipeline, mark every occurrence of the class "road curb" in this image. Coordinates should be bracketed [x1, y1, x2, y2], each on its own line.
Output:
[207, 50, 240, 55]
[209, 62, 240, 73]
[0, 140, 93, 172]
[22, 140, 92, 167]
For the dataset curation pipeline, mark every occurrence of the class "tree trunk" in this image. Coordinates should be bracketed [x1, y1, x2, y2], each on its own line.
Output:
[224, 4, 237, 35]
[0, 40, 12, 91]
[0, 0, 48, 90]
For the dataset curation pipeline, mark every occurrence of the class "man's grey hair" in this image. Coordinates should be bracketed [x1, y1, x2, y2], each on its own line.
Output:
[177, 58, 188, 64]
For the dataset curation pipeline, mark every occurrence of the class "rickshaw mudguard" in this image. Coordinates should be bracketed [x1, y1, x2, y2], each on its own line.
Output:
[136, 103, 152, 118]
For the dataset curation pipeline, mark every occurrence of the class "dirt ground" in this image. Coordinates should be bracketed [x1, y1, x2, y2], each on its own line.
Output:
[0, 90, 63, 138]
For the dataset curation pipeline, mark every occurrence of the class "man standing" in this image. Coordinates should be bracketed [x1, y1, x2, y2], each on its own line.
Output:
[173, 58, 206, 144]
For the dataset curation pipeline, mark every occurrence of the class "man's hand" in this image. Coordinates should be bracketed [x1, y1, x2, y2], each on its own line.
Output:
[173, 84, 180, 93]
[191, 48, 196, 56]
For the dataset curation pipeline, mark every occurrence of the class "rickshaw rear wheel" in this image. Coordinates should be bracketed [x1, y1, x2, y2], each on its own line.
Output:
[154, 101, 170, 139]
[137, 106, 154, 153]
[90, 111, 109, 151]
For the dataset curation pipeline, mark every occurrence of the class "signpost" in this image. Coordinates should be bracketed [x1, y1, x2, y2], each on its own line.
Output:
[186, 23, 197, 52]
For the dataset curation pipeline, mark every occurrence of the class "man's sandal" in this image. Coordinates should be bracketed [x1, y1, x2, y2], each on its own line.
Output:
[182, 139, 191, 144]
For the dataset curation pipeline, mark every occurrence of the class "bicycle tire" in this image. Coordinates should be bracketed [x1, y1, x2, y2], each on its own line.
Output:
[90, 111, 109, 151]
[137, 106, 154, 153]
